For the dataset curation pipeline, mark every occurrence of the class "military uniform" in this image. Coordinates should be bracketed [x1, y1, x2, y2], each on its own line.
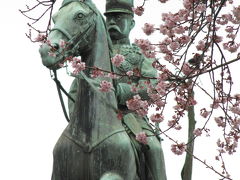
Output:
[111, 43, 167, 180]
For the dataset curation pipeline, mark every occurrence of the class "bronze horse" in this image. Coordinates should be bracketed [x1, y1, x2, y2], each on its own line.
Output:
[39, 0, 139, 179]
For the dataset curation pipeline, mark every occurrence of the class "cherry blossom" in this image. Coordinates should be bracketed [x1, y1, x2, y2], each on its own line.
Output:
[232, 5, 240, 21]
[215, 117, 226, 127]
[200, 108, 211, 118]
[132, 6, 144, 16]
[71, 57, 86, 75]
[169, 41, 180, 51]
[142, 23, 155, 35]
[91, 69, 105, 78]
[111, 54, 125, 67]
[126, 95, 149, 116]
[59, 39, 67, 49]
[223, 41, 240, 53]
[136, 132, 148, 144]
[171, 143, 186, 155]
[229, 106, 240, 115]
[150, 113, 164, 123]
[99, 80, 113, 92]
[35, 33, 46, 42]
[182, 63, 193, 76]
[193, 128, 202, 136]
[126, 71, 133, 77]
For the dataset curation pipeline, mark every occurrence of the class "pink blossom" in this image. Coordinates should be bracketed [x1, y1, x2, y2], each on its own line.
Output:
[105, 72, 118, 79]
[193, 128, 202, 136]
[143, 50, 156, 58]
[126, 95, 149, 116]
[126, 95, 142, 110]
[174, 124, 182, 130]
[155, 81, 167, 96]
[183, 0, 194, 9]
[179, 35, 191, 44]
[126, 71, 133, 76]
[117, 111, 123, 120]
[91, 69, 105, 78]
[159, 44, 170, 54]
[159, 25, 169, 35]
[189, 98, 197, 106]
[226, 33, 236, 39]
[142, 23, 155, 35]
[35, 33, 46, 42]
[169, 41, 180, 51]
[225, 26, 234, 33]
[71, 57, 86, 75]
[232, 118, 240, 129]
[99, 80, 113, 92]
[174, 26, 185, 34]
[213, 35, 223, 43]
[196, 40, 206, 51]
[150, 113, 164, 123]
[135, 132, 148, 144]
[163, 54, 174, 62]
[229, 106, 240, 115]
[155, 99, 165, 108]
[130, 85, 139, 93]
[200, 108, 211, 118]
[171, 143, 186, 155]
[134, 39, 152, 51]
[232, 6, 240, 21]
[182, 63, 193, 75]
[59, 39, 67, 48]
[132, 6, 144, 16]
[195, 3, 206, 12]
[215, 116, 226, 127]
[111, 54, 125, 67]
[206, 16, 212, 23]
[223, 42, 239, 53]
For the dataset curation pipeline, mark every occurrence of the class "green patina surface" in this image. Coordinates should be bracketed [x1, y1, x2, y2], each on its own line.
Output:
[39, 0, 167, 179]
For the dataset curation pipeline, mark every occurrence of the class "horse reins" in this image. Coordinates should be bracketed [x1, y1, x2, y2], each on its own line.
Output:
[48, 8, 97, 122]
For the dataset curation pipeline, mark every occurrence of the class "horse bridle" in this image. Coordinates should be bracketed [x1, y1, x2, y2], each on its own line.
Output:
[49, 12, 97, 68]
[49, 4, 97, 122]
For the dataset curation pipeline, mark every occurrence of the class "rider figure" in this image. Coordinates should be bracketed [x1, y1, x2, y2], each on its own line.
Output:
[104, 0, 167, 179]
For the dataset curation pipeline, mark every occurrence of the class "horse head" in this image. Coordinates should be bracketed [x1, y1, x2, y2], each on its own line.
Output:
[39, 0, 99, 69]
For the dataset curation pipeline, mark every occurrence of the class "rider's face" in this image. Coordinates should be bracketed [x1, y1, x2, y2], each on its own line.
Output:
[106, 13, 135, 40]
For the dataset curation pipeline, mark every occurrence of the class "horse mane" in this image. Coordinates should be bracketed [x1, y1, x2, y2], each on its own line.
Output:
[85, 0, 113, 55]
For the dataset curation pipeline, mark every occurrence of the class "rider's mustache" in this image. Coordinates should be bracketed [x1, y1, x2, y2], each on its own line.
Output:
[107, 25, 122, 33]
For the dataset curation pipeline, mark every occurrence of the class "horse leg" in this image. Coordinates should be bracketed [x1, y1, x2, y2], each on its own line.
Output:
[51, 134, 88, 180]
[91, 132, 139, 180]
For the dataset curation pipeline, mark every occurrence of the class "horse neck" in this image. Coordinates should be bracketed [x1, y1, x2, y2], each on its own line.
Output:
[68, 20, 123, 142]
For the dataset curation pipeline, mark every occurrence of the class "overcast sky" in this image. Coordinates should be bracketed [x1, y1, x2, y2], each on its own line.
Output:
[0, 0, 239, 180]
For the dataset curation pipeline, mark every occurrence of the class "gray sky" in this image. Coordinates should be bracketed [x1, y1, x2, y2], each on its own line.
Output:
[0, 0, 239, 179]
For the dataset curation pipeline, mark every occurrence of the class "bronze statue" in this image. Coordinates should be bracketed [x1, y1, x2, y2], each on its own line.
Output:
[39, 0, 167, 179]
[39, 0, 139, 179]
[104, 0, 167, 179]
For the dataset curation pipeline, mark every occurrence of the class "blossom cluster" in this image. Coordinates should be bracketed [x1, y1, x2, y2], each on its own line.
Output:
[126, 95, 149, 117]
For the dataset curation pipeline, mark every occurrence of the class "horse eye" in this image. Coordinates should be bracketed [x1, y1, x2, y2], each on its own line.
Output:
[76, 13, 84, 19]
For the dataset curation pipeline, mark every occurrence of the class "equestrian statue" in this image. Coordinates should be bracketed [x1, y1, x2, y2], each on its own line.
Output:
[39, 0, 166, 179]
